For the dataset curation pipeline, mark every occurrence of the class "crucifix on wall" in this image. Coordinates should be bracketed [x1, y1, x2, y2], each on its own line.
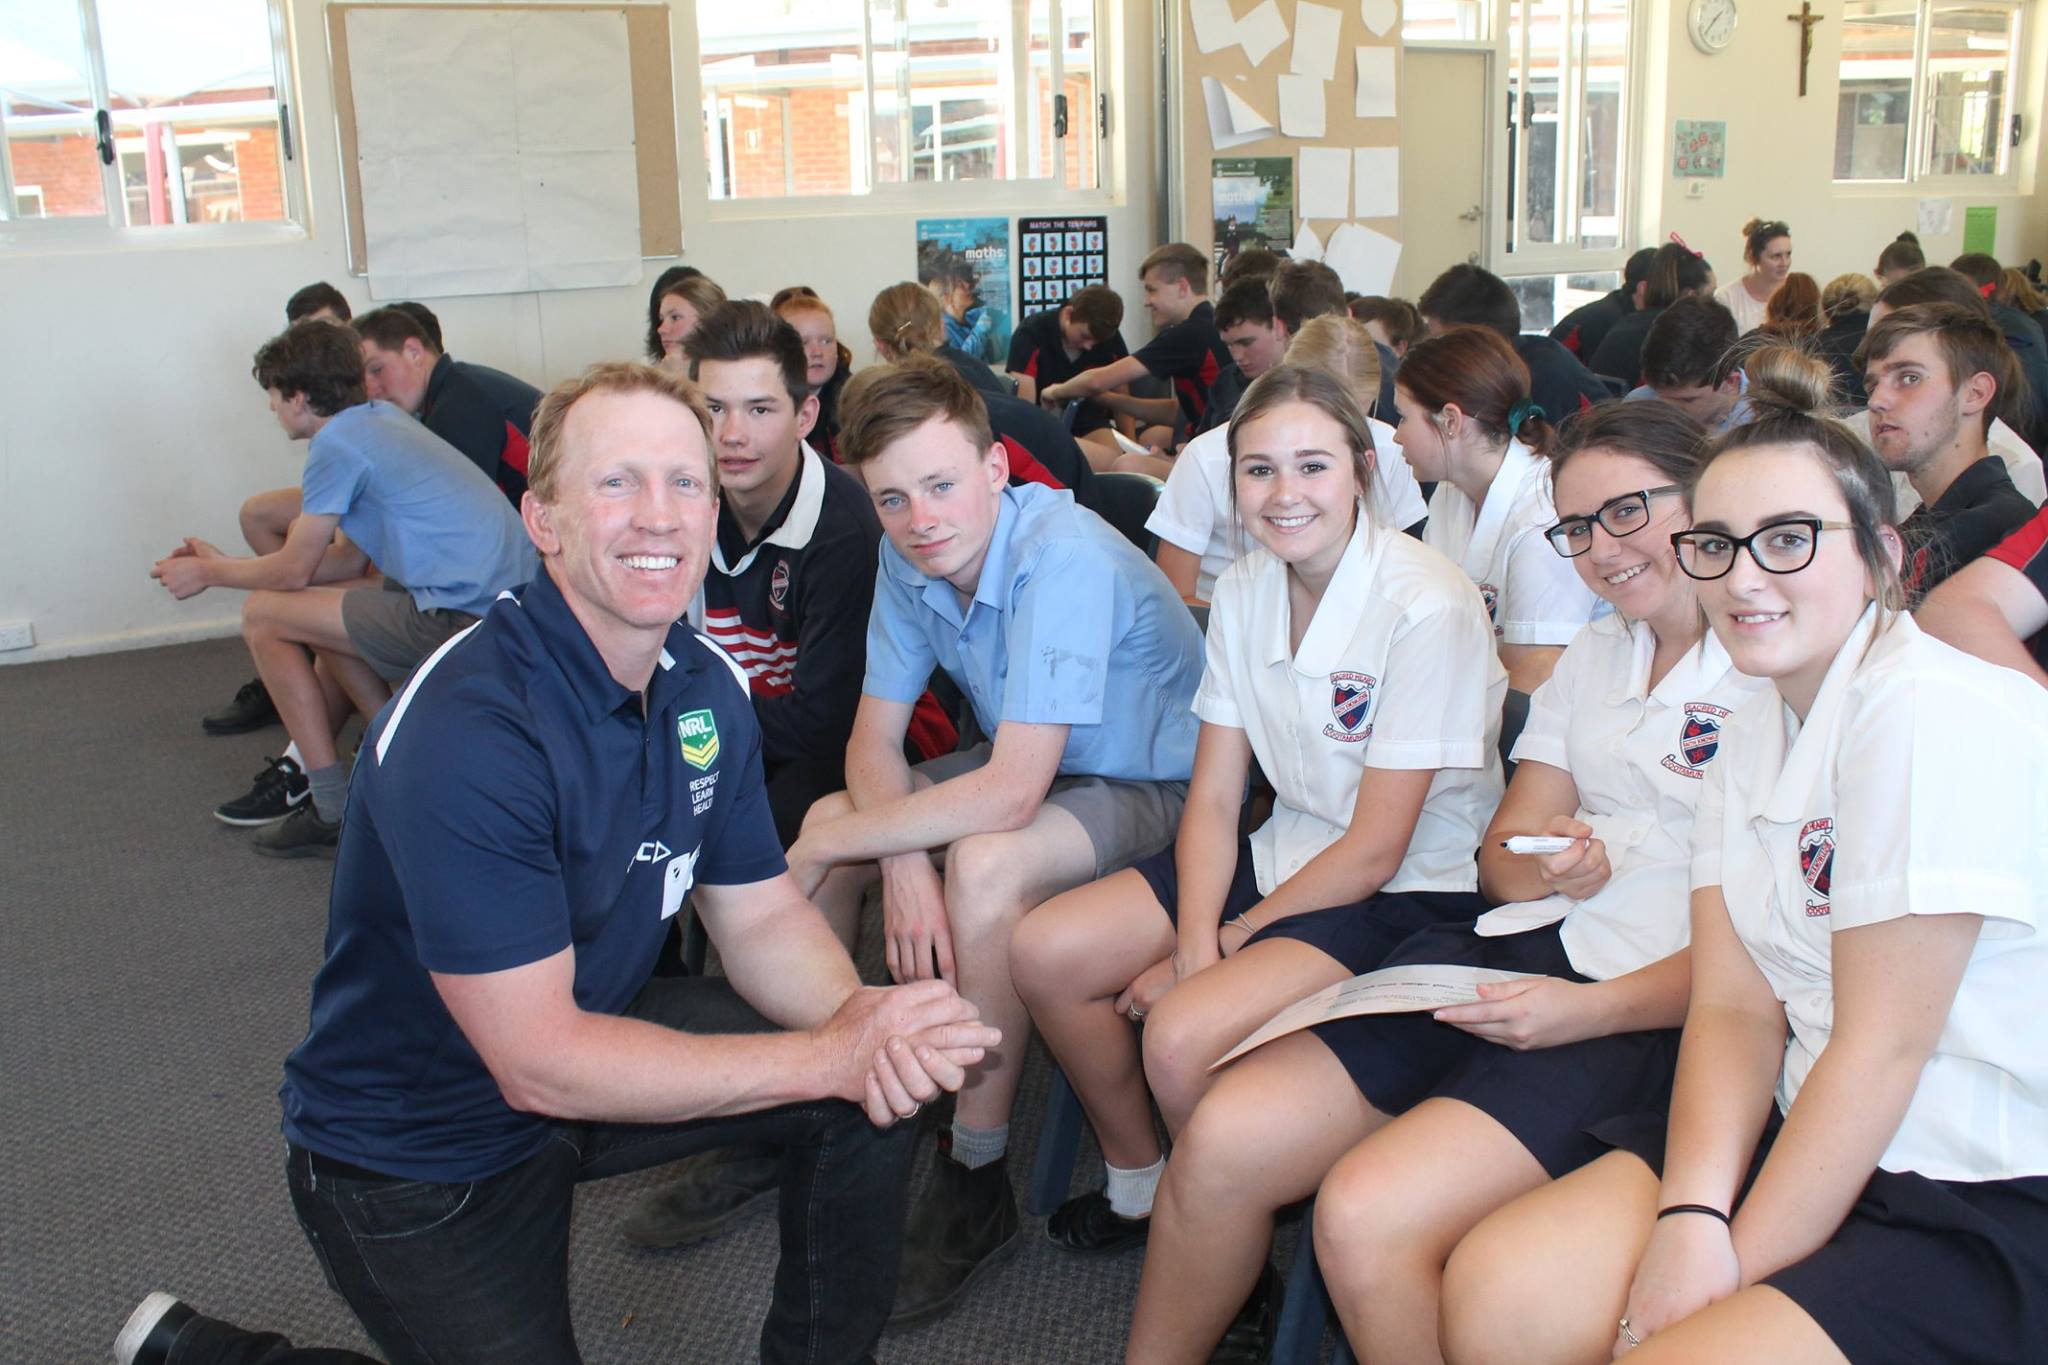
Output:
[1787, 3, 1825, 96]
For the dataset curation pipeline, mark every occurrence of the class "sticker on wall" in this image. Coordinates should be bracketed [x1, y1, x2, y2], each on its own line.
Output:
[1018, 216, 1109, 308]
[1673, 120, 1727, 179]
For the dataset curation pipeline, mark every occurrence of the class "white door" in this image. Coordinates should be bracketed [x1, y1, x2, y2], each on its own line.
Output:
[1397, 48, 1490, 296]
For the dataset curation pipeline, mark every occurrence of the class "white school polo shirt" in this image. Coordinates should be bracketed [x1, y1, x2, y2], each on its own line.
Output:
[1841, 410, 2046, 514]
[1195, 515, 1506, 897]
[1422, 439, 1601, 646]
[1697, 609, 2048, 1181]
[1146, 417, 1431, 601]
[1474, 614, 1769, 979]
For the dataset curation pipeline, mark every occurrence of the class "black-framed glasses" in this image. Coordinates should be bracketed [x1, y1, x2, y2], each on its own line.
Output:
[1544, 486, 1683, 557]
[1670, 519, 1854, 580]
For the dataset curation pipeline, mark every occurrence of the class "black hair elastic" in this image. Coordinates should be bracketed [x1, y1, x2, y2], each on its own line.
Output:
[1657, 1203, 1732, 1225]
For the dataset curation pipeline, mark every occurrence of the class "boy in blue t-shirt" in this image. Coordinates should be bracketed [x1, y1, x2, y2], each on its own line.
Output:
[785, 354, 1203, 1325]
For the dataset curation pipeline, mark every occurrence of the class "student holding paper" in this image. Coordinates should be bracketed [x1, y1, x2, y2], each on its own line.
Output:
[1009, 365, 1503, 1352]
[1441, 349, 2048, 1365]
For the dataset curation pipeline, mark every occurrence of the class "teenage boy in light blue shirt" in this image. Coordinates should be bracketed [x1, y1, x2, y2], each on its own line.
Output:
[785, 353, 1202, 1327]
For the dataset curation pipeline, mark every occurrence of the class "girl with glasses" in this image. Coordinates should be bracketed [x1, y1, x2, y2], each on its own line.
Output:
[1443, 347, 2048, 1365]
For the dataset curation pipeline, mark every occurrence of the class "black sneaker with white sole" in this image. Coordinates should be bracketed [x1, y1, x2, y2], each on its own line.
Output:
[213, 755, 310, 826]
[201, 677, 280, 735]
[114, 1292, 193, 1365]
[251, 804, 340, 859]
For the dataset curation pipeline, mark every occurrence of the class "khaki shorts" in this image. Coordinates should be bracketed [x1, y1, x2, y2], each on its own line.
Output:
[341, 578, 479, 683]
[915, 742, 1188, 879]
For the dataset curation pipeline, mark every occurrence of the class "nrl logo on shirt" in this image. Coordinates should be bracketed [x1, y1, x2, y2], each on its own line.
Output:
[1660, 702, 1730, 778]
[678, 709, 721, 770]
[1324, 671, 1377, 743]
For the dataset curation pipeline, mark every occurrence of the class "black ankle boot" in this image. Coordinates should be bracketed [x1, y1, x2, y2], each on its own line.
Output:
[886, 1147, 1021, 1328]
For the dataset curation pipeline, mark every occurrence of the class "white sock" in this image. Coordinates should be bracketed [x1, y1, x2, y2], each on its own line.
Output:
[1104, 1155, 1164, 1218]
[949, 1119, 1009, 1170]
[283, 741, 302, 768]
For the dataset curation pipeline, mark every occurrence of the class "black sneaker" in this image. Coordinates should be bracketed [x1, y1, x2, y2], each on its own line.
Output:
[886, 1149, 1021, 1329]
[213, 755, 309, 827]
[251, 805, 340, 859]
[201, 677, 279, 735]
[114, 1292, 194, 1365]
[1207, 1261, 1282, 1364]
[620, 1143, 782, 1249]
[1046, 1187, 1150, 1254]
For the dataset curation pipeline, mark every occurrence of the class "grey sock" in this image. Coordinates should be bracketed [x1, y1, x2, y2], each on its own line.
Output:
[949, 1120, 1009, 1170]
[307, 762, 347, 823]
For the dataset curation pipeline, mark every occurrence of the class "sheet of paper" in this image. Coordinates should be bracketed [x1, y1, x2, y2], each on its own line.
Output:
[1235, 0, 1290, 66]
[1215, 964, 1543, 1069]
[1360, 0, 1398, 38]
[1323, 221, 1403, 296]
[1353, 146, 1399, 219]
[1110, 428, 1152, 458]
[1278, 74, 1328, 139]
[1292, 222, 1326, 262]
[1917, 197, 1954, 237]
[1290, 2, 1343, 81]
[1355, 46, 1397, 118]
[1225, 86, 1275, 139]
[1298, 146, 1351, 222]
[1191, 0, 1240, 55]
[1203, 76, 1267, 150]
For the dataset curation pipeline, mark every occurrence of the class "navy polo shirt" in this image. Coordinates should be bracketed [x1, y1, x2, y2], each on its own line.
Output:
[280, 568, 786, 1182]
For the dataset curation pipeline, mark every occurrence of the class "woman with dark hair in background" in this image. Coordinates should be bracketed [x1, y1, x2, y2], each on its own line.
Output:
[1714, 218, 1792, 335]
[1875, 231, 1926, 285]
[645, 267, 726, 374]
[1591, 243, 1715, 390]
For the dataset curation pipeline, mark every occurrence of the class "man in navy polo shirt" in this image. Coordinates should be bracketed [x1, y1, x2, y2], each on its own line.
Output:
[116, 363, 999, 1365]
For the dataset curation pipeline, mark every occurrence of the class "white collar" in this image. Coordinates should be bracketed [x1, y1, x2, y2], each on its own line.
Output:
[710, 442, 828, 576]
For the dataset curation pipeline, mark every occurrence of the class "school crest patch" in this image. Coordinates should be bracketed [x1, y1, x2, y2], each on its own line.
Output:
[1479, 583, 1500, 621]
[1660, 702, 1731, 779]
[678, 709, 721, 771]
[770, 558, 791, 611]
[1798, 817, 1834, 917]
[1323, 672, 1377, 743]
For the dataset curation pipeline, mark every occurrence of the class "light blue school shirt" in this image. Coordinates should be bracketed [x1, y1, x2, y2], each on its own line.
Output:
[301, 400, 537, 617]
[863, 483, 1202, 782]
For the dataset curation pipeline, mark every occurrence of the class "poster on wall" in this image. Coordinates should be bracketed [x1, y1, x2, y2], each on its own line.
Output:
[1211, 156, 1295, 273]
[916, 218, 1013, 366]
[1673, 120, 1726, 179]
[1018, 216, 1110, 310]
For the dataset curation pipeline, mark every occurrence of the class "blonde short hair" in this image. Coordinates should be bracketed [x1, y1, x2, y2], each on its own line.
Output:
[526, 362, 715, 504]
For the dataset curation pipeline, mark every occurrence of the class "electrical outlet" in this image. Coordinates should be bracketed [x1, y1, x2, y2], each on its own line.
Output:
[0, 621, 35, 652]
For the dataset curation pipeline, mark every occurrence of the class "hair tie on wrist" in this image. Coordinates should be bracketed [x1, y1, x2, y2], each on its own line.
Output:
[1508, 398, 1546, 438]
[1657, 1203, 1731, 1225]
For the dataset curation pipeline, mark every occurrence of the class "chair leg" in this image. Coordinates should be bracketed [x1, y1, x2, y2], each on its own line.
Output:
[1273, 1199, 1333, 1365]
[1026, 1064, 1086, 1217]
[680, 905, 709, 976]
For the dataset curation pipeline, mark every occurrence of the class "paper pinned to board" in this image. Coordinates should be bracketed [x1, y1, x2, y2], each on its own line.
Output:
[1323, 221, 1403, 296]
[1191, 0, 1240, 54]
[1278, 74, 1328, 139]
[1214, 964, 1543, 1069]
[1203, 76, 1273, 149]
[1225, 87, 1276, 137]
[1235, 0, 1290, 66]
[1360, 0, 1398, 38]
[1353, 146, 1399, 219]
[1917, 197, 1954, 237]
[1292, 222, 1326, 263]
[1355, 46, 1397, 118]
[1290, 2, 1344, 81]
[1298, 146, 1351, 222]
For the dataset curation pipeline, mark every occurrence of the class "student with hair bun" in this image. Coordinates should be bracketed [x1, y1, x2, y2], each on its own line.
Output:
[1394, 325, 1603, 690]
[1875, 231, 1926, 285]
[1714, 218, 1792, 335]
[1441, 344, 2048, 1365]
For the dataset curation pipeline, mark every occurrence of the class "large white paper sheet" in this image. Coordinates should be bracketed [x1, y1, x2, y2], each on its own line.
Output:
[1278, 74, 1328, 139]
[1215, 964, 1543, 1069]
[1235, 0, 1290, 66]
[1354, 146, 1399, 219]
[1918, 197, 1954, 237]
[1290, 2, 1344, 81]
[1203, 77, 1269, 150]
[1292, 222, 1326, 263]
[1324, 221, 1403, 295]
[1298, 146, 1352, 222]
[1355, 46, 1397, 118]
[1360, 0, 1399, 37]
[1191, 0, 1240, 54]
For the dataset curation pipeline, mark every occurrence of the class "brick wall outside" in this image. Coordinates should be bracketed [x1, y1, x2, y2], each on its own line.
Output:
[10, 84, 285, 222]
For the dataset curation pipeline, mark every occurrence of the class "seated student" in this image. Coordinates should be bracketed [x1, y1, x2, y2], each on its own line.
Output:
[870, 280, 1009, 401]
[1999, 266, 2048, 343]
[151, 321, 534, 858]
[1875, 230, 1925, 286]
[1862, 303, 2036, 597]
[114, 362, 1002, 1365]
[1628, 296, 1749, 432]
[1817, 272, 1879, 405]
[771, 285, 853, 459]
[1275, 260, 1400, 421]
[1005, 283, 1130, 447]
[1351, 294, 1425, 361]
[1593, 242, 1717, 390]
[782, 355, 1203, 1327]
[1420, 263, 1615, 419]
[1952, 251, 2048, 450]
[1244, 401, 1766, 1365]
[1218, 245, 1284, 293]
[1195, 278, 1289, 444]
[1039, 243, 1234, 460]
[1014, 362, 1504, 1356]
[1920, 502, 2048, 687]
[1440, 350, 2048, 1365]
[1756, 271, 1823, 345]
[1393, 325, 1604, 691]
[1713, 217, 1792, 335]
[286, 281, 351, 325]
[647, 266, 726, 376]
[1551, 246, 1659, 361]
[1149, 315, 1429, 603]
[354, 306, 542, 504]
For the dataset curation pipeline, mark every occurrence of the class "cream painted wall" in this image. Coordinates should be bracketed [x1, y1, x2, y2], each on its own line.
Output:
[0, 0, 1159, 663]
[1636, 0, 2045, 286]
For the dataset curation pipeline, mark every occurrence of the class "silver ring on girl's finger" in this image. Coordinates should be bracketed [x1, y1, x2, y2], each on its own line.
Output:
[1618, 1319, 1642, 1349]
[1128, 1006, 1146, 1023]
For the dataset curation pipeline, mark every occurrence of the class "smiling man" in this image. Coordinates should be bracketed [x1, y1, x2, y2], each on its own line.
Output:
[117, 362, 999, 1365]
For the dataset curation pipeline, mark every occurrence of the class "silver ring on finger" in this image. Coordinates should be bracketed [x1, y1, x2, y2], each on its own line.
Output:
[1128, 1006, 1146, 1022]
[905, 1101, 922, 1118]
[1618, 1319, 1642, 1349]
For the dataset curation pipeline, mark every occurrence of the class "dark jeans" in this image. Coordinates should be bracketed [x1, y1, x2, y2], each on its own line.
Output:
[164, 976, 913, 1365]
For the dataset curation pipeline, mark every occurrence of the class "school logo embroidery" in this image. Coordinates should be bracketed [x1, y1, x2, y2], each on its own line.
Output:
[1479, 583, 1500, 621]
[770, 558, 791, 611]
[1660, 702, 1731, 779]
[1798, 817, 1834, 917]
[1323, 671, 1377, 743]
[677, 709, 721, 770]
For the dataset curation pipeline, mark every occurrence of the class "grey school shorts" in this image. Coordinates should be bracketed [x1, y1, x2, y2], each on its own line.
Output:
[916, 742, 1187, 879]
[341, 578, 479, 683]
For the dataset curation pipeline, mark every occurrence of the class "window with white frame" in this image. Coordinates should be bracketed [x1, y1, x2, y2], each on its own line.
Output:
[1503, 0, 1632, 265]
[1834, 0, 2021, 182]
[697, 0, 1104, 202]
[1405, 0, 1492, 42]
[1, 0, 298, 231]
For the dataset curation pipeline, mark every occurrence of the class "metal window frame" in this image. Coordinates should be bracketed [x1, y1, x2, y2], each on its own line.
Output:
[1833, 0, 2023, 186]
[1500, 0, 1637, 277]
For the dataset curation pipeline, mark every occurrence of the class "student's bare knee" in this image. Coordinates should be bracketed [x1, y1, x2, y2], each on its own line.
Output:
[944, 832, 1034, 928]
[1314, 1145, 1408, 1286]
[1161, 1082, 1265, 1201]
[1008, 898, 1092, 1006]
[1438, 1212, 1534, 1365]
[1139, 992, 1212, 1109]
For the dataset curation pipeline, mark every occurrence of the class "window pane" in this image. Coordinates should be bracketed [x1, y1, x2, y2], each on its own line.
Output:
[94, 0, 286, 225]
[1834, 2, 1916, 181]
[1508, 270, 1619, 333]
[1922, 3, 2012, 176]
[1027, 0, 1097, 186]
[1405, 1, 1489, 41]
[1577, 0, 1628, 251]
[1, 0, 107, 219]
[875, 0, 1010, 186]
[1507, 0, 1565, 251]
[698, 0, 867, 199]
